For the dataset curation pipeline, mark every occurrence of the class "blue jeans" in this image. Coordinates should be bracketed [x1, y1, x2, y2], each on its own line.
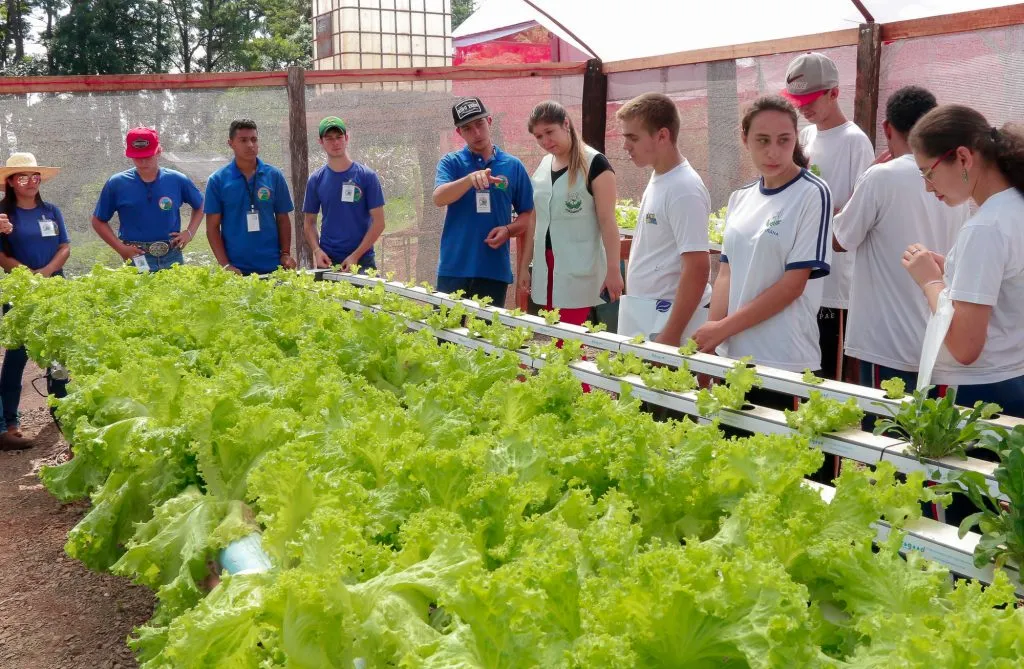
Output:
[955, 375, 1024, 418]
[436, 275, 509, 306]
[143, 247, 183, 272]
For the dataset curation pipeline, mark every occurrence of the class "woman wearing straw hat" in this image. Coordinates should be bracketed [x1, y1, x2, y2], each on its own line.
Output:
[0, 152, 69, 450]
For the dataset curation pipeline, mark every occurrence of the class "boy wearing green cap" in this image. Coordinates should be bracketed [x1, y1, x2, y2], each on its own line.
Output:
[303, 116, 386, 270]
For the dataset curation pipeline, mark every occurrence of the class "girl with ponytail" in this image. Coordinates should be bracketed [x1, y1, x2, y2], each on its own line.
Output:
[902, 104, 1024, 415]
[694, 95, 833, 383]
[518, 101, 622, 326]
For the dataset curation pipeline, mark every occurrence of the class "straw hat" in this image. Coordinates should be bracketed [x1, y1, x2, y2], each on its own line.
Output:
[0, 153, 60, 182]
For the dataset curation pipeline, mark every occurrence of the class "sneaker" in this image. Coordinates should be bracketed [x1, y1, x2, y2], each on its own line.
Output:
[0, 431, 32, 451]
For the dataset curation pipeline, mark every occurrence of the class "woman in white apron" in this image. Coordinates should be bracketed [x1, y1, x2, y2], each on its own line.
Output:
[517, 101, 622, 326]
[903, 105, 1024, 417]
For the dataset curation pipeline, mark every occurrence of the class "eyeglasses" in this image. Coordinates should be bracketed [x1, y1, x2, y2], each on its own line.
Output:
[921, 149, 956, 183]
[13, 174, 41, 186]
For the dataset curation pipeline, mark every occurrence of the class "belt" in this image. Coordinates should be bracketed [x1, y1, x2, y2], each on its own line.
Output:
[126, 240, 171, 257]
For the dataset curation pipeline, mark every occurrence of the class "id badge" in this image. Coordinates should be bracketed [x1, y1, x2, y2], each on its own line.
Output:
[132, 254, 150, 272]
[39, 217, 57, 237]
[247, 211, 260, 233]
[341, 183, 356, 203]
[475, 190, 491, 214]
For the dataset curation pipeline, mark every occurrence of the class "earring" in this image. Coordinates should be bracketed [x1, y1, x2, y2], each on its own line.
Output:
[962, 169, 969, 184]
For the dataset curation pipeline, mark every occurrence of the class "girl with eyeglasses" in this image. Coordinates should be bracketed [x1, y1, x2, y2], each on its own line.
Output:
[0, 153, 69, 450]
[902, 105, 1024, 416]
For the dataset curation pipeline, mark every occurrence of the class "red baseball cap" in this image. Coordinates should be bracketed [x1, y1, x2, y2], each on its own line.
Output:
[125, 127, 160, 158]
[781, 88, 829, 108]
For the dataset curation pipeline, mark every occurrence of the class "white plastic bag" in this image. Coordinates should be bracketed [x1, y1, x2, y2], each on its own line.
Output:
[917, 289, 955, 391]
[617, 294, 708, 344]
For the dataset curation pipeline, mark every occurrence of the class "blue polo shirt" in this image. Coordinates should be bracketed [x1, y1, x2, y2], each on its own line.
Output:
[435, 146, 533, 283]
[302, 162, 385, 263]
[3, 203, 69, 270]
[204, 159, 294, 275]
[93, 168, 203, 243]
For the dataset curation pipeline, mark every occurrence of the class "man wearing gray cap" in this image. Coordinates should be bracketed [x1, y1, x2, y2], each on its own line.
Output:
[782, 52, 874, 382]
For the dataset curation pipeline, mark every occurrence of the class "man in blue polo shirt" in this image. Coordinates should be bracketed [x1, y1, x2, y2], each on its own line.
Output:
[303, 116, 386, 271]
[432, 97, 534, 305]
[205, 119, 296, 275]
[91, 127, 205, 271]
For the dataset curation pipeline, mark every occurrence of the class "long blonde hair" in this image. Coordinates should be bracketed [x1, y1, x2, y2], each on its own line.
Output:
[528, 100, 586, 187]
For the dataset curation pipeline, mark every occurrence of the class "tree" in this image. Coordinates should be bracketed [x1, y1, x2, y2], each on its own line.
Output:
[452, 0, 473, 31]
[50, 0, 174, 74]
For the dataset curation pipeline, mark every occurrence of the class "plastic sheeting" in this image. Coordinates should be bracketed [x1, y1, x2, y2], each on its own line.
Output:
[458, 0, 1023, 63]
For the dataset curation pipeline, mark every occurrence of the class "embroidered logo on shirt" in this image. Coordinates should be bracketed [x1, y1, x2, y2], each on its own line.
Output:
[158, 196, 173, 211]
[763, 214, 783, 237]
[645, 213, 657, 225]
[494, 175, 509, 191]
[655, 300, 672, 313]
[257, 186, 272, 202]
[565, 192, 582, 214]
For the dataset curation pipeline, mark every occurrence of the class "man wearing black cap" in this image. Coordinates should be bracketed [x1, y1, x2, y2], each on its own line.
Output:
[431, 97, 535, 305]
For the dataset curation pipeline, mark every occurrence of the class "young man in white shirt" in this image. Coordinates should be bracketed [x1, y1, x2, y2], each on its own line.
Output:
[782, 52, 874, 380]
[615, 93, 711, 345]
[833, 86, 969, 391]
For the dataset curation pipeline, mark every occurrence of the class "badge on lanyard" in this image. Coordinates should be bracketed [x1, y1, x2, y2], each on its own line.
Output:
[39, 217, 57, 237]
[247, 209, 260, 233]
[132, 254, 151, 272]
[475, 190, 492, 214]
[341, 182, 356, 203]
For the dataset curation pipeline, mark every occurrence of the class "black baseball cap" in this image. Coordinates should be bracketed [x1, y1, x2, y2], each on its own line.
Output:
[452, 97, 489, 127]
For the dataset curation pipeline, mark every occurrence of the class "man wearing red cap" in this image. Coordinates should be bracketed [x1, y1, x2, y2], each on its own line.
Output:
[91, 127, 205, 272]
[781, 52, 874, 381]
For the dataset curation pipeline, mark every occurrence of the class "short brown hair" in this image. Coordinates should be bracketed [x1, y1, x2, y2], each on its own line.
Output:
[616, 93, 680, 143]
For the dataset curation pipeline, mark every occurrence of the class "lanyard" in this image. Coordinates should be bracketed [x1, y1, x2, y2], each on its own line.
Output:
[244, 174, 258, 213]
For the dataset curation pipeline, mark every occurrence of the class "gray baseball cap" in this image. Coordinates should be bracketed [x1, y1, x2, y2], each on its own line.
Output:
[781, 52, 840, 106]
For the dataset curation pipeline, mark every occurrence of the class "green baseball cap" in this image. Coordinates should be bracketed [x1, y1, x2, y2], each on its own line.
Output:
[318, 116, 347, 137]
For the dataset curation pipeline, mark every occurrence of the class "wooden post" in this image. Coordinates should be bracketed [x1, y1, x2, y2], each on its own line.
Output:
[286, 66, 311, 267]
[581, 58, 607, 152]
[853, 23, 882, 149]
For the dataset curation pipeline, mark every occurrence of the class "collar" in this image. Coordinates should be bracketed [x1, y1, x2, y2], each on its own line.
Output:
[759, 167, 806, 195]
[229, 158, 266, 179]
[460, 144, 501, 165]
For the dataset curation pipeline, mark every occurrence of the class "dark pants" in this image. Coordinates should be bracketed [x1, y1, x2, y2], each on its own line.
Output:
[328, 251, 376, 272]
[0, 346, 26, 428]
[818, 307, 846, 381]
[436, 275, 509, 307]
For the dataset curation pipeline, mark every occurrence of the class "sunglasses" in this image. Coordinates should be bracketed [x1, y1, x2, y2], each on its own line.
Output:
[12, 174, 41, 186]
[921, 149, 956, 183]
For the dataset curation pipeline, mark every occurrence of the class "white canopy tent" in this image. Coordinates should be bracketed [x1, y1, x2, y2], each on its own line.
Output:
[455, 0, 1024, 64]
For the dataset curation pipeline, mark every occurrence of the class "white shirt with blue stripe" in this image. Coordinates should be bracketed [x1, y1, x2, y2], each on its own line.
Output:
[718, 168, 833, 372]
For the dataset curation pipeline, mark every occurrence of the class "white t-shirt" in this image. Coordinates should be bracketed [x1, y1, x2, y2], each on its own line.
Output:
[932, 188, 1024, 385]
[718, 169, 833, 372]
[801, 122, 874, 309]
[834, 154, 968, 371]
[626, 160, 712, 303]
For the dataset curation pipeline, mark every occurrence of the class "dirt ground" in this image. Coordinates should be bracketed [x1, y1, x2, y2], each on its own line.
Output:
[0, 359, 153, 669]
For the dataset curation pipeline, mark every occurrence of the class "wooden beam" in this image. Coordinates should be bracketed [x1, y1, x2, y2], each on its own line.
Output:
[881, 4, 1024, 42]
[580, 58, 607, 153]
[286, 67, 311, 268]
[602, 29, 860, 74]
[0, 63, 588, 95]
[305, 62, 588, 85]
[853, 22, 882, 149]
[0, 71, 289, 93]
